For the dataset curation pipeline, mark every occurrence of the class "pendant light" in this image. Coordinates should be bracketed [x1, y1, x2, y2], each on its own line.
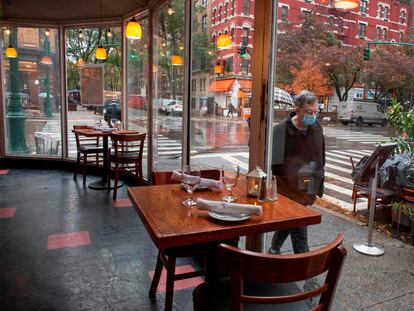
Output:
[95, 0, 107, 60]
[107, 28, 112, 38]
[126, 0, 142, 40]
[168, 4, 175, 15]
[171, 55, 183, 66]
[78, 30, 84, 39]
[40, 55, 52, 65]
[333, 0, 359, 10]
[5, 28, 11, 35]
[45, 29, 50, 37]
[6, 44, 17, 58]
[216, 33, 232, 49]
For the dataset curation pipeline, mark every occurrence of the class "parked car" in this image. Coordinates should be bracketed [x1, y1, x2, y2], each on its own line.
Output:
[165, 100, 183, 116]
[337, 100, 387, 127]
[103, 99, 121, 123]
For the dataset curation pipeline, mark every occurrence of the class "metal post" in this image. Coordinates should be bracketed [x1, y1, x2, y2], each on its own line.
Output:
[6, 27, 28, 153]
[43, 33, 52, 118]
[353, 160, 385, 256]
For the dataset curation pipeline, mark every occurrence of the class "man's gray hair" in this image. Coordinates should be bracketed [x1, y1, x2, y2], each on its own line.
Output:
[294, 90, 318, 108]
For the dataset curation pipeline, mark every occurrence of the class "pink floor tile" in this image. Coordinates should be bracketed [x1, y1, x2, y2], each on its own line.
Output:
[0, 169, 10, 175]
[47, 231, 91, 250]
[0, 208, 16, 219]
[148, 265, 203, 292]
[113, 198, 132, 208]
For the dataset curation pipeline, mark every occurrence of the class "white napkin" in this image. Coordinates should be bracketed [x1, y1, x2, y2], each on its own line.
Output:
[171, 171, 224, 190]
[196, 198, 262, 216]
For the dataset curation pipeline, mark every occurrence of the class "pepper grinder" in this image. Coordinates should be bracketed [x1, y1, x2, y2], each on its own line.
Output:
[257, 176, 267, 202]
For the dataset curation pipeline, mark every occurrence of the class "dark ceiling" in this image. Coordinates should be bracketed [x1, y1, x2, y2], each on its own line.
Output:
[0, 0, 150, 23]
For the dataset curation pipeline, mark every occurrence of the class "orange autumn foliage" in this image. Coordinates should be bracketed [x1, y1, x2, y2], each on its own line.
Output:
[291, 59, 329, 96]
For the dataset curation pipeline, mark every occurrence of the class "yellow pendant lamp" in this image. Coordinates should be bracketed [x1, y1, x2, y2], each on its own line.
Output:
[95, 45, 107, 60]
[171, 55, 183, 66]
[6, 45, 17, 58]
[333, 0, 359, 10]
[216, 33, 232, 49]
[126, 17, 142, 40]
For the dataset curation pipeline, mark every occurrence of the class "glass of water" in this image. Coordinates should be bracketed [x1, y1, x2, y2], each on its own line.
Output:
[181, 165, 201, 206]
[221, 164, 240, 202]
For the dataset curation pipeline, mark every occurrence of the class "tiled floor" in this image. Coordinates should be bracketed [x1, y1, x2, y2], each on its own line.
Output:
[0, 169, 199, 310]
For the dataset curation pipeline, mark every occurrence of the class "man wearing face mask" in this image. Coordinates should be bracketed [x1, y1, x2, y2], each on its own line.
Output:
[269, 90, 325, 255]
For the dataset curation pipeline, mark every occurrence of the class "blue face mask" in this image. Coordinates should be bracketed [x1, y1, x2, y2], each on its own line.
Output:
[303, 114, 317, 126]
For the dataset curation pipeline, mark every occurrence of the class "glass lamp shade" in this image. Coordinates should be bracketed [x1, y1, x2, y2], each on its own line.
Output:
[214, 64, 222, 74]
[126, 18, 142, 40]
[333, 0, 359, 9]
[95, 45, 107, 60]
[40, 55, 52, 65]
[216, 33, 232, 49]
[171, 55, 183, 66]
[6, 45, 17, 58]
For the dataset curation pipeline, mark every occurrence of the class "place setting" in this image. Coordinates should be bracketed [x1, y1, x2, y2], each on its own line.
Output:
[174, 164, 263, 222]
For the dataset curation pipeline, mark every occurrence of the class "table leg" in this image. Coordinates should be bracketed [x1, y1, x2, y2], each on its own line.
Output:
[89, 136, 123, 190]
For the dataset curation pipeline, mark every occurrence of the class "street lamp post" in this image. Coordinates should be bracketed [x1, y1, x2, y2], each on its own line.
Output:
[43, 33, 52, 117]
[6, 27, 28, 153]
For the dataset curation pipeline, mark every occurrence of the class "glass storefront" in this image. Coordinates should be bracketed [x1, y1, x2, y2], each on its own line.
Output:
[2, 26, 61, 156]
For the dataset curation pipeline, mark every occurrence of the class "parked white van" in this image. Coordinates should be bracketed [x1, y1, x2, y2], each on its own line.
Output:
[337, 100, 387, 127]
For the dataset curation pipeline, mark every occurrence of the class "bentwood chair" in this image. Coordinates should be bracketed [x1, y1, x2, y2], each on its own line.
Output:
[150, 169, 221, 311]
[108, 132, 146, 200]
[193, 234, 346, 311]
[73, 125, 104, 185]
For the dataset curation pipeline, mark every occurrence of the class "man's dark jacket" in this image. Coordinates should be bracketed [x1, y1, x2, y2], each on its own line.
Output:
[271, 111, 325, 198]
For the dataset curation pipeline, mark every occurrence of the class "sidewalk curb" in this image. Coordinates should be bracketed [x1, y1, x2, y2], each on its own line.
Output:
[311, 203, 366, 226]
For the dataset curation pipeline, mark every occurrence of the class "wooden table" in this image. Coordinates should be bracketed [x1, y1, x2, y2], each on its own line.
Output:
[128, 178, 321, 250]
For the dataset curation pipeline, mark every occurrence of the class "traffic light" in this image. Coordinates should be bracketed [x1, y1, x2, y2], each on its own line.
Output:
[238, 45, 246, 59]
[363, 47, 370, 61]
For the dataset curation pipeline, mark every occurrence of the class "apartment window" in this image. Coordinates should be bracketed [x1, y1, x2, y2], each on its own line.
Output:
[199, 78, 203, 91]
[202, 15, 207, 30]
[212, 9, 216, 24]
[244, 0, 250, 16]
[225, 2, 228, 17]
[281, 6, 288, 22]
[224, 57, 233, 74]
[400, 10, 406, 24]
[232, 0, 235, 15]
[384, 7, 389, 20]
[200, 58, 206, 70]
[231, 28, 235, 41]
[338, 18, 343, 32]
[358, 23, 366, 38]
[303, 10, 311, 21]
[192, 79, 197, 92]
[360, 0, 367, 14]
[375, 27, 381, 40]
[377, 5, 382, 19]
[219, 6, 222, 21]
[382, 28, 387, 41]
[399, 32, 404, 42]
[241, 59, 249, 75]
[202, 0, 207, 7]
[242, 27, 249, 45]
[203, 78, 206, 91]
[191, 98, 196, 109]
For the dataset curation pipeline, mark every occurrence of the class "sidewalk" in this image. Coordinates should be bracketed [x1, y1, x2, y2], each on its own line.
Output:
[268, 204, 414, 310]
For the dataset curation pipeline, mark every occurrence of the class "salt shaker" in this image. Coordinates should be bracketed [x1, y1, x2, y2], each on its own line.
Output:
[267, 175, 278, 201]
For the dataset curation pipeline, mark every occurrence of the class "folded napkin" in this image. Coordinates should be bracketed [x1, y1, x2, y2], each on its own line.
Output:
[171, 171, 224, 190]
[196, 198, 262, 216]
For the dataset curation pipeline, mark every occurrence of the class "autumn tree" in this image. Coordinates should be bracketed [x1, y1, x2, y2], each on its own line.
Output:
[291, 59, 329, 95]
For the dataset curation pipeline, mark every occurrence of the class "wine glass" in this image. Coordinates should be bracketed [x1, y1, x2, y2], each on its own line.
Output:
[222, 164, 240, 202]
[181, 164, 201, 206]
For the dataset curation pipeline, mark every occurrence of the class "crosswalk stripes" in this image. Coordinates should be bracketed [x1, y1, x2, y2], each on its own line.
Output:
[323, 128, 392, 146]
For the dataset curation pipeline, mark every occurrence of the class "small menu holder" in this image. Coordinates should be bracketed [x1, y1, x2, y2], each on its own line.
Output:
[353, 143, 397, 256]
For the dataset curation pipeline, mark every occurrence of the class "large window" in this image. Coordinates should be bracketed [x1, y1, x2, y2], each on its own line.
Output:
[190, 0, 254, 173]
[65, 26, 121, 158]
[126, 18, 149, 176]
[244, 0, 250, 16]
[360, 1, 367, 14]
[358, 23, 366, 38]
[2, 27, 61, 156]
[153, 0, 184, 171]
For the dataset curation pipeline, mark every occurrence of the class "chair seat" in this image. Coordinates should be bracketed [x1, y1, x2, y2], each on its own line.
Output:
[109, 152, 141, 161]
[193, 277, 310, 311]
[79, 145, 104, 154]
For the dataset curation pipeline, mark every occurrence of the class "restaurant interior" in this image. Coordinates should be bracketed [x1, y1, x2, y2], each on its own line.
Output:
[1, 0, 413, 310]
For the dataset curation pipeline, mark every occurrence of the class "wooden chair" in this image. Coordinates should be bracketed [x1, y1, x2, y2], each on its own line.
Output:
[392, 186, 414, 245]
[108, 132, 146, 200]
[350, 156, 390, 213]
[150, 169, 221, 311]
[73, 125, 104, 185]
[193, 234, 346, 311]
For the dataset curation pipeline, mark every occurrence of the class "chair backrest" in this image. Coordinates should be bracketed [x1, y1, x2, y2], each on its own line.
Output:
[218, 234, 346, 311]
[152, 169, 220, 185]
[401, 186, 414, 202]
[73, 125, 99, 148]
[111, 132, 146, 162]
